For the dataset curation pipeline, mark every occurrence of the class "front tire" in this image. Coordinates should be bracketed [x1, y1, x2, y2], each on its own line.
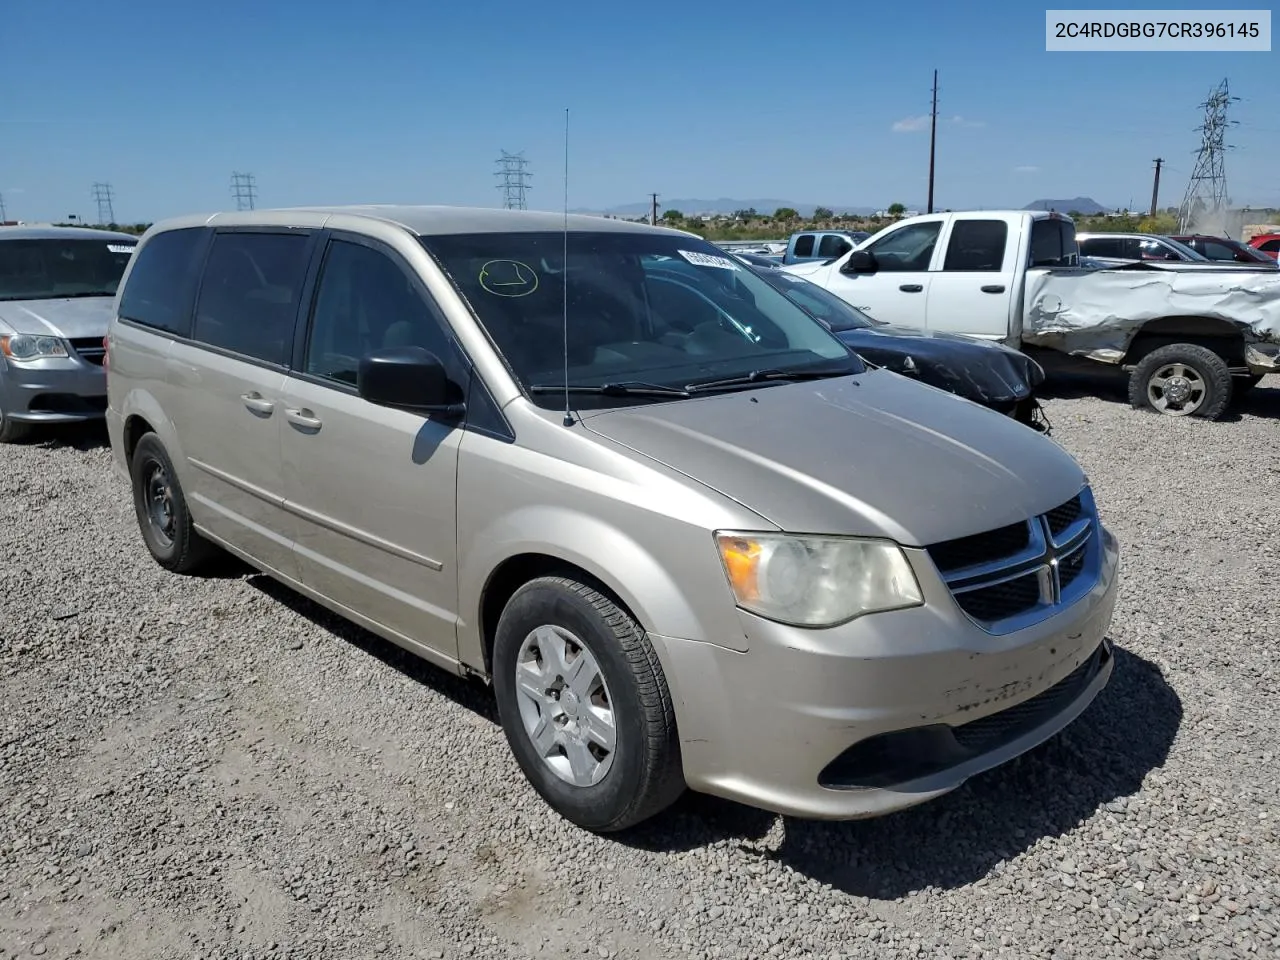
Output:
[0, 403, 33, 443]
[129, 433, 218, 573]
[492, 576, 685, 832]
[1127, 343, 1232, 419]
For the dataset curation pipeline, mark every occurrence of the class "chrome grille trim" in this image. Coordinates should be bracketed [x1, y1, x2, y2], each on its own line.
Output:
[926, 487, 1102, 635]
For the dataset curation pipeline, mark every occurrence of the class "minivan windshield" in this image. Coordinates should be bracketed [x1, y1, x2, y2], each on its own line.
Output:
[0, 237, 136, 301]
[421, 231, 863, 408]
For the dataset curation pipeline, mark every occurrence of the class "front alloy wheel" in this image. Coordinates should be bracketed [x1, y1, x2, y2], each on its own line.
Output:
[492, 576, 684, 832]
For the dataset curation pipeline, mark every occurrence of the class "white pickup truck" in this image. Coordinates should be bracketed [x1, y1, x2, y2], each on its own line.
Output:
[781, 209, 1280, 419]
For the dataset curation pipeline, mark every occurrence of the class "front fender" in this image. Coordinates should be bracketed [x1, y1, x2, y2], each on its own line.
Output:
[457, 505, 752, 672]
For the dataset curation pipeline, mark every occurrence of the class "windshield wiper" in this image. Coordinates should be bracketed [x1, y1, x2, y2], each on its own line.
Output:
[685, 367, 856, 393]
[528, 380, 691, 399]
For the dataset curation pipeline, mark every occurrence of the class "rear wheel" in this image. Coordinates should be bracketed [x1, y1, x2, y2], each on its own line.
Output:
[491, 576, 685, 832]
[1128, 343, 1232, 420]
[129, 433, 219, 573]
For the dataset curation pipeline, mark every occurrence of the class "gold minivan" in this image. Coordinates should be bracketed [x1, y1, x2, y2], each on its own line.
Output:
[106, 206, 1119, 832]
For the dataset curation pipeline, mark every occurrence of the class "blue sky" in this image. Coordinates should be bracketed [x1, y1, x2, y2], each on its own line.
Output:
[2, 0, 1276, 222]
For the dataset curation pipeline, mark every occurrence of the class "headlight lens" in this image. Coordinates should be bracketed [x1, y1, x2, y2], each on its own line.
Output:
[0, 334, 69, 361]
[715, 531, 924, 627]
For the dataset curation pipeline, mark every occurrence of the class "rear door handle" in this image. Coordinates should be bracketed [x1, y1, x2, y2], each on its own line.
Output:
[898, 284, 924, 293]
[981, 284, 1006, 293]
[285, 407, 323, 431]
[241, 392, 275, 416]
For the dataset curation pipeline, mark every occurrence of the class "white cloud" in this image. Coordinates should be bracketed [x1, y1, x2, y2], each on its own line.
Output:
[891, 115, 931, 133]
[1013, 165, 1039, 174]
[893, 114, 986, 132]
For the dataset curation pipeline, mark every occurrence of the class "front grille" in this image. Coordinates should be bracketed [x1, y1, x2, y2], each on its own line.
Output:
[69, 337, 106, 366]
[926, 487, 1101, 634]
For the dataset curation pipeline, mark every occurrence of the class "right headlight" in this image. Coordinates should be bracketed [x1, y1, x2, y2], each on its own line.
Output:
[714, 531, 924, 628]
[0, 333, 69, 361]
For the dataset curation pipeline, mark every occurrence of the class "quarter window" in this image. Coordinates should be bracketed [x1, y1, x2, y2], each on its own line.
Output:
[117, 228, 206, 336]
[192, 231, 312, 365]
[305, 239, 452, 386]
[942, 220, 1008, 271]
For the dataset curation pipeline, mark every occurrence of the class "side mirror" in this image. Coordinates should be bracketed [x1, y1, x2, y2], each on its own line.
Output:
[841, 249, 877, 274]
[357, 345, 465, 417]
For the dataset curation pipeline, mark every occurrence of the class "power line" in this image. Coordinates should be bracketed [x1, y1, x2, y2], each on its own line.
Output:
[230, 172, 258, 211]
[91, 182, 115, 224]
[1177, 78, 1238, 233]
[494, 150, 531, 210]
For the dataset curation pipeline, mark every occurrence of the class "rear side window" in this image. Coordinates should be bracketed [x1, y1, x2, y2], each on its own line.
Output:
[117, 228, 207, 336]
[792, 235, 815, 258]
[1258, 238, 1280, 253]
[192, 231, 312, 366]
[1029, 219, 1079, 266]
[1078, 236, 1125, 259]
[943, 220, 1008, 271]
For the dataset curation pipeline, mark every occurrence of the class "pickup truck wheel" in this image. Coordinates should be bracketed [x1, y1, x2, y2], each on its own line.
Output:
[1128, 344, 1232, 420]
[492, 576, 685, 833]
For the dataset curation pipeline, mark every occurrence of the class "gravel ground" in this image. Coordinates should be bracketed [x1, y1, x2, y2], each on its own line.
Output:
[2, 375, 1278, 960]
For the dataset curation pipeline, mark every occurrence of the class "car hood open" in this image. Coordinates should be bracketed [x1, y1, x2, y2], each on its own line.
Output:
[0, 296, 116, 340]
[838, 326, 1045, 404]
[580, 368, 1084, 546]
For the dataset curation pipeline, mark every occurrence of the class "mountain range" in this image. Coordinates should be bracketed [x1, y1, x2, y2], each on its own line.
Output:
[573, 196, 1110, 217]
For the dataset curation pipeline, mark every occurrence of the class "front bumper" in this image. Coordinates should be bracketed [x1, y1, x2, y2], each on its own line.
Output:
[0, 354, 107, 423]
[651, 524, 1120, 820]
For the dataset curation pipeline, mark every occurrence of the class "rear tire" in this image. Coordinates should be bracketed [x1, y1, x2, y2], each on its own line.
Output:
[492, 576, 685, 832]
[129, 433, 219, 573]
[1127, 343, 1232, 420]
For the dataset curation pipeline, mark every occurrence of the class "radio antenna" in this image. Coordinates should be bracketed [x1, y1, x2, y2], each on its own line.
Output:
[561, 107, 572, 427]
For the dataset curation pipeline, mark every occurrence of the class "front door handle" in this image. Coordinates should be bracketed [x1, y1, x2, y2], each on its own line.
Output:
[285, 407, 323, 431]
[980, 284, 1006, 293]
[898, 284, 924, 293]
[241, 392, 275, 416]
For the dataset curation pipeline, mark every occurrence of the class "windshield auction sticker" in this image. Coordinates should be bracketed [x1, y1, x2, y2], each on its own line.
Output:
[107, 244, 136, 254]
[678, 250, 740, 271]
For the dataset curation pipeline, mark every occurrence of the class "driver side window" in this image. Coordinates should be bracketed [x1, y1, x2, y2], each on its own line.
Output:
[865, 222, 942, 271]
[305, 238, 452, 386]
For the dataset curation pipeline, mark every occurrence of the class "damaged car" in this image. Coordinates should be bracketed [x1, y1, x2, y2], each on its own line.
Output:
[750, 266, 1049, 431]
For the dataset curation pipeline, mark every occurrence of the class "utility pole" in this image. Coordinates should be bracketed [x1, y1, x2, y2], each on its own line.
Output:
[649, 193, 659, 226]
[1149, 158, 1163, 217]
[494, 150, 532, 210]
[0, 192, 7, 222]
[926, 70, 938, 215]
[230, 172, 258, 211]
[91, 182, 116, 224]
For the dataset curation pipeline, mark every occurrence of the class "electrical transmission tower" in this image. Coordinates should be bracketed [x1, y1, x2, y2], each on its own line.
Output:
[494, 151, 531, 210]
[1177, 78, 1237, 233]
[230, 172, 258, 211]
[91, 182, 116, 224]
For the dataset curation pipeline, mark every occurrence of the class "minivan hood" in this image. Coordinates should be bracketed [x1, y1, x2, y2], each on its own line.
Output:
[0, 296, 115, 339]
[580, 369, 1084, 546]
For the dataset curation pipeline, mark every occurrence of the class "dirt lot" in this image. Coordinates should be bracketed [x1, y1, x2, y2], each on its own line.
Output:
[2, 376, 1278, 960]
